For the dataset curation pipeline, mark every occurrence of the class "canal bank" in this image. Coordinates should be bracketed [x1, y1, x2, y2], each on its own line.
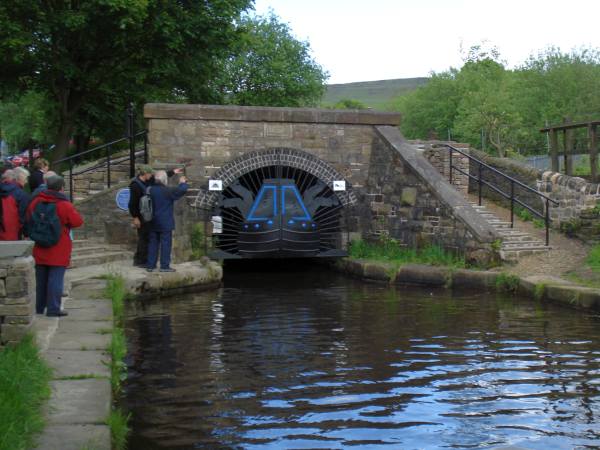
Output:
[33, 259, 222, 450]
[31, 253, 599, 449]
[122, 263, 600, 449]
[333, 258, 600, 311]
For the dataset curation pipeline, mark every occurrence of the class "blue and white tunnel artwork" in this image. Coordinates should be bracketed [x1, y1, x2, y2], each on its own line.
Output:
[210, 165, 348, 259]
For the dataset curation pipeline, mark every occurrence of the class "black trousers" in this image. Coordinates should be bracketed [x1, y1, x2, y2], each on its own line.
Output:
[133, 221, 151, 265]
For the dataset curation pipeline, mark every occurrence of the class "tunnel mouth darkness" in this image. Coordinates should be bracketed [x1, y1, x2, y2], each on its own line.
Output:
[212, 164, 347, 259]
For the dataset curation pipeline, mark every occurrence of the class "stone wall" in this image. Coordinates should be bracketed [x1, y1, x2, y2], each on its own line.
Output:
[372, 127, 498, 261]
[409, 140, 470, 195]
[538, 171, 600, 222]
[0, 242, 35, 346]
[145, 104, 400, 192]
[144, 104, 497, 259]
[467, 149, 546, 213]
[74, 180, 195, 263]
[467, 149, 600, 225]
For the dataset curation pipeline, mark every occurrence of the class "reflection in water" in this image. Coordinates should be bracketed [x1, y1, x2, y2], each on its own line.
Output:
[122, 263, 600, 449]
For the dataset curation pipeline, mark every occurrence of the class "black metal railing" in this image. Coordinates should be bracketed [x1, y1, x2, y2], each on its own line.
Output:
[55, 105, 148, 201]
[447, 145, 559, 246]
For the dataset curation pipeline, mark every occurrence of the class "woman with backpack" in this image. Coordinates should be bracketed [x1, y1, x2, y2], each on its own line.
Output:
[26, 175, 83, 317]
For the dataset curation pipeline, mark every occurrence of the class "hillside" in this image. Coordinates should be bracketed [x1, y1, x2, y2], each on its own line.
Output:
[322, 77, 429, 110]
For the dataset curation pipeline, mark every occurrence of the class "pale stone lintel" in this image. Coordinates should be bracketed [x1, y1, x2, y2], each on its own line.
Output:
[144, 103, 401, 126]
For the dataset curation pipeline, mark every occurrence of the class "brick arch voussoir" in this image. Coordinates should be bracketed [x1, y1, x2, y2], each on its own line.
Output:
[194, 148, 357, 209]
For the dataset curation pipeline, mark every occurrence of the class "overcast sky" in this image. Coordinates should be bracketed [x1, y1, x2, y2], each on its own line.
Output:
[253, 0, 600, 84]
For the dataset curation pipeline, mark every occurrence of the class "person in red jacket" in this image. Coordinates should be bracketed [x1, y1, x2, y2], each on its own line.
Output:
[26, 176, 83, 317]
[0, 169, 30, 240]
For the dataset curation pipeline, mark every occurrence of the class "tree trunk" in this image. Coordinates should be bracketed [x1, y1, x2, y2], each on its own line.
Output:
[51, 87, 85, 165]
[53, 119, 74, 165]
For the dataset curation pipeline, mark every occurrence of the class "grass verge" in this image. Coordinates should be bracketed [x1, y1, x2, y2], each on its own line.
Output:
[0, 334, 52, 450]
[349, 239, 465, 269]
[103, 274, 131, 450]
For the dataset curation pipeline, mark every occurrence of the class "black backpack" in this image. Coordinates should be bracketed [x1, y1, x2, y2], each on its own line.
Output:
[135, 179, 153, 222]
[28, 202, 62, 247]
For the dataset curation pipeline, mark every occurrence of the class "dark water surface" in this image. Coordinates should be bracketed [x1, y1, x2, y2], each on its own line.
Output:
[122, 263, 600, 449]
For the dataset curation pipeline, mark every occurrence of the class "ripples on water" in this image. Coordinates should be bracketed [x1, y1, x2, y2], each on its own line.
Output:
[122, 263, 600, 449]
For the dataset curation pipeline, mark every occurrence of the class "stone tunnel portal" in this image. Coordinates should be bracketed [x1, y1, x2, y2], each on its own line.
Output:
[195, 148, 355, 260]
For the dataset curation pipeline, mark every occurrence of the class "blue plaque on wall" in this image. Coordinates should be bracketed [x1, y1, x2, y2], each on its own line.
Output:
[115, 188, 130, 211]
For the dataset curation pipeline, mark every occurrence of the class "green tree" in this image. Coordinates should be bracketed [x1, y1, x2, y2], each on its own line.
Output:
[394, 71, 459, 140]
[330, 99, 368, 110]
[0, 91, 55, 153]
[454, 58, 520, 157]
[392, 46, 600, 157]
[214, 13, 328, 107]
[0, 0, 252, 161]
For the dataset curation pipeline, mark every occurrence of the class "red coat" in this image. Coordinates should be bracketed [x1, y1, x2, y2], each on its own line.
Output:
[26, 191, 83, 267]
[0, 194, 20, 240]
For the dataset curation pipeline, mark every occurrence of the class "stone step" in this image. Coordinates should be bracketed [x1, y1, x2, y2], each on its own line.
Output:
[69, 251, 133, 269]
[500, 248, 550, 260]
[489, 222, 513, 229]
[72, 239, 102, 249]
[469, 201, 550, 262]
[501, 243, 549, 251]
[501, 235, 543, 243]
[71, 245, 119, 256]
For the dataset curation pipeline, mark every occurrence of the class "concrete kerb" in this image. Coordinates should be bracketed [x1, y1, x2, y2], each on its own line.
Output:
[334, 258, 600, 311]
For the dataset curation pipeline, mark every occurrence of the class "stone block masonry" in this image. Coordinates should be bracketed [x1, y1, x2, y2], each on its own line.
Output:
[409, 140, 470, 196]
[143, 104, 498, 260]
[0, 241, 35, 346]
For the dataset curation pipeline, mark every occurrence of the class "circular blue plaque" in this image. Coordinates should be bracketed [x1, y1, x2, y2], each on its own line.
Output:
[115, 188, 130, 211]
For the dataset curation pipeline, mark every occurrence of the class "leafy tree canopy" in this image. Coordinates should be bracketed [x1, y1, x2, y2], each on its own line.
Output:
[215, 12, 328, 107]
[0, 0, 252, 159]
[392, 46, 600, 156]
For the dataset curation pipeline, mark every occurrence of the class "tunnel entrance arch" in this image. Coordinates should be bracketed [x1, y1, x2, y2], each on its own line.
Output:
[193, 148, 356, 259]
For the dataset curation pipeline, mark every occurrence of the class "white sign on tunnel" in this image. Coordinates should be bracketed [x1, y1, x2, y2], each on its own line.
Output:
[211, 216, 223, 234]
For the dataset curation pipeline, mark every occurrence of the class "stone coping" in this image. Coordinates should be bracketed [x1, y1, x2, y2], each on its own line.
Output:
[0, 241, 33, 258]
[376, 126, 500, 244]
[334, 259, 600, 311]
[144, 103, 401, 126]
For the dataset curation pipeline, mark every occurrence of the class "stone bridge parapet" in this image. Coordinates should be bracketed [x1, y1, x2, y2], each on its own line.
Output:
[140, 104, 497, 259]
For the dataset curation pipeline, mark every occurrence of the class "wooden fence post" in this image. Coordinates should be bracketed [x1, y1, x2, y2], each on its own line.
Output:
[590, 124, 598, 182]
[550, 129, 559, 172]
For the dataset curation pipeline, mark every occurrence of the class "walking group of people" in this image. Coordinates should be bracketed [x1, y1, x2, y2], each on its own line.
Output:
[128, 165, 188, 272]
[0, 158, 187, 319]
[0, 158, 83, 317]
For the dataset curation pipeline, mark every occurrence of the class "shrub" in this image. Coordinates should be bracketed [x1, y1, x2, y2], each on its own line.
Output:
[0, 335, 52, 450]
[495, 272, 520, 293]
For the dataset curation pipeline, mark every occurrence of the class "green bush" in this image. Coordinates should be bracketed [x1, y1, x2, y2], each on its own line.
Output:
[191, 223, 206, 259]
[495, 272, 520, 293]
[107, 409, 131, 450]
[560, 219, 582, 237]
[349, 237, 465, 268]
[534, 283, 546, 301]
[516, 208, 533, 222]
[586, 244, 600, 272]
[0, 335, 52, 450]
[103, 274, 131, 448]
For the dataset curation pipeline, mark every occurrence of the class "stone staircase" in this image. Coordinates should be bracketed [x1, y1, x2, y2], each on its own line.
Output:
[63, 149, 145, 202]
[70, 239, 133, 269]
[469, 202, 550, 261]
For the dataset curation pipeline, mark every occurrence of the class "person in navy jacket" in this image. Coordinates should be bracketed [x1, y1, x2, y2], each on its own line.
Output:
[146, 170, 188, 272]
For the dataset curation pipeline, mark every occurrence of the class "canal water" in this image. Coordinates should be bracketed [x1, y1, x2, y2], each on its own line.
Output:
[122, 263, 600, 449]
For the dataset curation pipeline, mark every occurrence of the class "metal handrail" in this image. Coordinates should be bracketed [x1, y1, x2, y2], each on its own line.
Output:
[55, 130, 146, 164]
[447, 144, 559, 246]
